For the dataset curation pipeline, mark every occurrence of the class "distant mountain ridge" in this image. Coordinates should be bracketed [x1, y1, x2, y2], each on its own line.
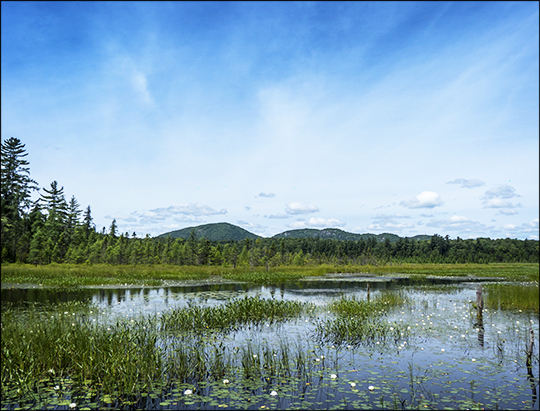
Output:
[156, 223, 430, 242]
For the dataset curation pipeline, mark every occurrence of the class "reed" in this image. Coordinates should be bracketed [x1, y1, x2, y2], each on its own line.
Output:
[484, 282, 539, 313]
[314, 292, 409, 347]
[160, 296, 313, 334]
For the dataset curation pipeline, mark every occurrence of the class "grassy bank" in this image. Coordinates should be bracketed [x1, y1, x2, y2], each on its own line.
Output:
[1, 262, 538, 287]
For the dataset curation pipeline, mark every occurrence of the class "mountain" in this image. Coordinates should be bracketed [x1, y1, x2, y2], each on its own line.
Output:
[272, 228, 408, 242]
[156, 223, 431, 243]
[156, 222, 259, 241]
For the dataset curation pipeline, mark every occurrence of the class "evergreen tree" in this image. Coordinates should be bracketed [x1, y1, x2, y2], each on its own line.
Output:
[1, 137, 39, 262]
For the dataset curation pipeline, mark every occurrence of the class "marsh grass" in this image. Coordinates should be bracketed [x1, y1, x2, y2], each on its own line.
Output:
[3, 263, 537, 287]
[315, 291, 409, 347]
[1, 296, 318, 409]
[484, 283, 539, 313]
[160, 296, 314, 334]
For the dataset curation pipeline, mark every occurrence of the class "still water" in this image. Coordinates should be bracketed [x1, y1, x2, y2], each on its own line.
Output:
[2, 275, 539, 410]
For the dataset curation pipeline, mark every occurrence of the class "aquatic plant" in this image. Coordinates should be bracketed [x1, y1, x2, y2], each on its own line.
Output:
[484, 282, 539, 313]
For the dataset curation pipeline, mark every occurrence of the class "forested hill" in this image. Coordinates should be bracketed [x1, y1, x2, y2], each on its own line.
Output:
[156, 222, 259, 241]
[157, 223, 431, 243]
[272, 228, 431, 242]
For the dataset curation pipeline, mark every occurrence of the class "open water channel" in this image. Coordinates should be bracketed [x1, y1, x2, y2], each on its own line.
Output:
[2, 274, 539, 410]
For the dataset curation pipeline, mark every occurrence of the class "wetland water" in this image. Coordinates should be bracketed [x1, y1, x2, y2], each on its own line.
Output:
[2, 274, 539, 410]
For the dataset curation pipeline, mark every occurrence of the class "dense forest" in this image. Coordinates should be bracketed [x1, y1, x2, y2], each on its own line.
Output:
[2, 137, 538, 267]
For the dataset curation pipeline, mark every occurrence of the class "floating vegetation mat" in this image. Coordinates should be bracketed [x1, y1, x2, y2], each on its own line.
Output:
[2, 281, 539, 410]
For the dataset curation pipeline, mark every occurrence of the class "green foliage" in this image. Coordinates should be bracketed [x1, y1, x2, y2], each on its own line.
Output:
[484, 282, 539, 313]
[1, 138, 538, 269]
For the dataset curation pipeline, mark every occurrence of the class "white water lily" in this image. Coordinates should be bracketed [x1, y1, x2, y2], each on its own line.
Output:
[184, 389, 193, 395]
[441, 349, 445, 352]
[223, 379, 229, 384]
[69, 403, 76, 409]
[54, 385, 60, 390]
[368, 385, 375, 391]
[350, 382, 356, 387]
[330, 374, 337, 379]
[270, 390, 278, 396]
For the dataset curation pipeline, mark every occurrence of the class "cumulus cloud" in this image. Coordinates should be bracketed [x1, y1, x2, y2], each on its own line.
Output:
[503, 219, 539, 237]
[368, 213, 414, 232]
[497, 209, 518, 215]
[237, 220, 267, 235]
[482, 199, 521, 209]
[446, 178, 485, 188]
[285, 202, 320, 215]
[287, 217, 344, 229]
[400, 192, 443, 209]
[481, 186, 522, 213]
[425, 215, 488, 233]
[483, 185, 520, 199]
[257, 192, 276, 198]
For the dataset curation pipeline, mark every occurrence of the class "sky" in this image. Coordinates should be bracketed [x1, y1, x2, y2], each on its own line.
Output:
[2, 1, 539, 240]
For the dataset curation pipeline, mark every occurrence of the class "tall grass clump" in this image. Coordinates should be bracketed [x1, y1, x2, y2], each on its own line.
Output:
[484, 282, 539, 313]
[314, 291, 409, 347]
[1, 304, 165, 403]
[160, 295, 313, 334]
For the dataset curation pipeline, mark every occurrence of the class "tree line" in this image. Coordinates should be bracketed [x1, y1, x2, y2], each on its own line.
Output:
[2, 137, 538, 267]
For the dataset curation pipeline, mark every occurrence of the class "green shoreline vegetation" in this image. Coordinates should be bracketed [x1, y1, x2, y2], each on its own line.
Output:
[2, 137, 539, 273]
[2, 262, 538, 288]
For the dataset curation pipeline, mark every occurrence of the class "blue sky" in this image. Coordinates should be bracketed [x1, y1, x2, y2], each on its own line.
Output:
[2, 1, 538, 239]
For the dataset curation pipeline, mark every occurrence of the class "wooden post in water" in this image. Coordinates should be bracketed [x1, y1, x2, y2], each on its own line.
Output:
[367, 283, 370, 301]
[527, 329, 537, 405]
[527, 328, 534, 370]
[475, 285, 485, 347]
[476, 285, 484, 317]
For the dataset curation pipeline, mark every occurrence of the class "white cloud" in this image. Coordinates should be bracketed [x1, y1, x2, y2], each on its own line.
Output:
[265, 213, 289, 219]
[287, 217, 344, 229]
[163, 203, 227, 216]
[482, 199, 519, 209]
[400, 191, 443, 209]
[426, 215, 489, 232]
[131, 69, 153, 105]
[285, 202, 320, 215]
[483, 185, 520, 199]
[257, 192, 276, 198]
[446, 178, 485, 188]
[368, 221, 415, 232]
[498, 209, 518, 215]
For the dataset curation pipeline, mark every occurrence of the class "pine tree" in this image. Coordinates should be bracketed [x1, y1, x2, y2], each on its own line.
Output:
[1, 137, 39, 262]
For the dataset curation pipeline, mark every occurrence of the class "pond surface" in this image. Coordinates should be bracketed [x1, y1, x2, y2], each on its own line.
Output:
[2, 274, 539, 410]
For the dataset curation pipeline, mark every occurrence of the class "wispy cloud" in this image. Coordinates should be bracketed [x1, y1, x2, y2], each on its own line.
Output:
[256, 192, 276, 198]
[157, 204, 227, 217]
[446, 178, 485, 188]
[400, 192, 443, 209]
[265, 213, 289, 219]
